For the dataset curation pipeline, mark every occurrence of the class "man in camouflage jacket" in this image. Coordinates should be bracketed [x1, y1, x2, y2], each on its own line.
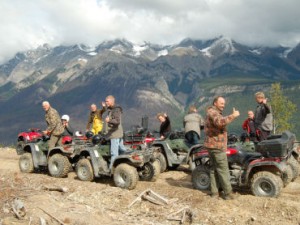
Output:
[204, 96, 240, 200]
[42, 101, 64, 149]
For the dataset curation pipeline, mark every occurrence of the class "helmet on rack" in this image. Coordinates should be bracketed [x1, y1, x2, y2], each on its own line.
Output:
[85, 131, 94, 139]
[92, 135, 101, 145]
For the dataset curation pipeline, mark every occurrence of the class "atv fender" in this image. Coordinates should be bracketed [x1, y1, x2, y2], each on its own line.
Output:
[47, 147, 66, 158]
[184, 144, 203, 164]
[112, 154, 145, 170]
[82, 149, 102, 177]
[291, 147, 299, 159]
[245, 159, 287, 184]
[27, 143, 47, 168]
[151, 141, 176, 167]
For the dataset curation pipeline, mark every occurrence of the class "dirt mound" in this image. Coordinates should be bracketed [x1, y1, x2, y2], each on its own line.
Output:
[1, 148, 300, 225]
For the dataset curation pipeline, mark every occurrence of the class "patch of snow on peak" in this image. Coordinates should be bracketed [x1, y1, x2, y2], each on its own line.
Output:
[281, 48, 293, 58]
[110, 44, 126, 54]
[200, 47, 213, 57]
[133, 44, 148, 56]
[249, 49, 262, 55]
[78, 58, 88, 63]
[88, 52, 97, 56]
[158, 49, 168, 57]
[77, 44, 96, 52]
[216, 37, 236, 54]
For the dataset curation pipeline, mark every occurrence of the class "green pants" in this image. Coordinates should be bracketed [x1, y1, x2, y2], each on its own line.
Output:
[208, 149, 232, 195]
[48, 135, 62, 149]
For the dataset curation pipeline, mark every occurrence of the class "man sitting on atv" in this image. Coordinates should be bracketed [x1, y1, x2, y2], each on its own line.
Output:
[61, 114, 74, 136]
[184, 105, 204, 146]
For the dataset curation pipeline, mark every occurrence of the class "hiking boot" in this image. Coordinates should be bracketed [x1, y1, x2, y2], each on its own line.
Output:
[223, 193, 236, 200]
[210, 193, 219, 199]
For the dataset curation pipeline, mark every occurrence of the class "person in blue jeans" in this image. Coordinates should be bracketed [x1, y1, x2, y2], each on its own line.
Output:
[183, 105, 204, 146]
[105, 95, 127, 170]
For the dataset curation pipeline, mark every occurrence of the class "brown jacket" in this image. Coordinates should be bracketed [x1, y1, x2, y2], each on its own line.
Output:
[204, 106, 236, 151]
[106, 105, 124, 139]
[45, 107, 64, 136]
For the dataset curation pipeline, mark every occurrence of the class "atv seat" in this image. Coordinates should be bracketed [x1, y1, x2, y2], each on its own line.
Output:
[229, 150, 262, 165]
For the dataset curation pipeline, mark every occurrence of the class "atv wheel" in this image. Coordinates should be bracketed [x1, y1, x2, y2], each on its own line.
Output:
[189, 156, 195, 171]
[168, 164, 180, 170]
[16, 141, 25, 154]
[157, 152, 167, 173]
[152, 159, 161, 182]
[48, 154, 71, 178]
[287, 156, 299, 181]
[139, 160, 160, 182]
[19, 153, 34, 173]
[251, 171, 283, 197]
[76, 158, 94, 181]
[114, 163, 138, 190]
[192, 165, 210, 191]
[283, 164, 293, 186]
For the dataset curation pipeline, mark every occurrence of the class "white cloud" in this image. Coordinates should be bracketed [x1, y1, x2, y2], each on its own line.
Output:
[0, 0, 300, 63]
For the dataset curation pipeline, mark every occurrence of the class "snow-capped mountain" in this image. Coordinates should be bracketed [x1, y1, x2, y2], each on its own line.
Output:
[0, 36, 300, 144]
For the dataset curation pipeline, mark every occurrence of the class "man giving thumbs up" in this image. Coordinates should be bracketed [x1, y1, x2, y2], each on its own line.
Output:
[204, 96, 240, 200]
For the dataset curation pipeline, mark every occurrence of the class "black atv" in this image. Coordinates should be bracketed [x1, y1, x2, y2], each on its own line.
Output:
[191, 131, 299, 197]
[75, 134, 160, 190]
[150, 131, 203, 172]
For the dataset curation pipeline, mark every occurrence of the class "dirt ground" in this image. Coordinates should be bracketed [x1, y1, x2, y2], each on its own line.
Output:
[1, 148, 300, 225]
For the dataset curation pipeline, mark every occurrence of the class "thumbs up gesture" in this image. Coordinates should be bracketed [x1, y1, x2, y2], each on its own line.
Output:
[232, 107, 240, 118]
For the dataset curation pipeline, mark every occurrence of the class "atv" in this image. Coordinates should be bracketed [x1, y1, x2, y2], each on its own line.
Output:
[191, 131, 299, 197]
[123, 129, 156, 149]
[123, 116, 156, 149]
[150, 131, 202, 172]
[75, 134, 161, 190]
[17, 129, 88, 178]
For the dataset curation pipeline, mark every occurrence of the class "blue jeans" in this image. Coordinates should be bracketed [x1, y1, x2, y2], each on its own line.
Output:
[185, 131, 200, 146]
[110, 138, 127, 169]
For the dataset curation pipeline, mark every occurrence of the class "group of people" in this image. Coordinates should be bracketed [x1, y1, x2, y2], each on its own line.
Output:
[42, 91, 272, 199]
[242, 92, 273, 142]
[42, 95, 127, 172]
[156, 91, 273, 200]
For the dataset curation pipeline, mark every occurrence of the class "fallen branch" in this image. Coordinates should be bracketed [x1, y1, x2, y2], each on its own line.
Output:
[128, 189, 149, 208]
[42, 186, 68, 193]
[11, 198, 26, 220]
[38, 207, 66, 225]
[167, 206, 193, 224]
[142, 194, 165, 206]
[128, 189, 173, 208]
[39, 217, 47, 225]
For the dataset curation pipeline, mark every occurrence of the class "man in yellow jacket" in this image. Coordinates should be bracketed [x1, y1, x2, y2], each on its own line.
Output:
[86, 102, 106, 135]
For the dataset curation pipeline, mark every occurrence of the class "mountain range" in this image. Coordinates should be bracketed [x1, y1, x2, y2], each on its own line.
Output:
[1, 36, 300, 145]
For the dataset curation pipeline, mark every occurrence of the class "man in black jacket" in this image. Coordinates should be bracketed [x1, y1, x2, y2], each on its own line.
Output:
[254, 92, 273, 141]
[156, 113, 171, 139]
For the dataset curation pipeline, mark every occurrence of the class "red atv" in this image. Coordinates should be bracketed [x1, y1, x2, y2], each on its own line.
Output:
[16, 128, 73, 154]
[123, 129, 156, 149]
[123, 116, 156, 148]
[191, 131, 299, 197]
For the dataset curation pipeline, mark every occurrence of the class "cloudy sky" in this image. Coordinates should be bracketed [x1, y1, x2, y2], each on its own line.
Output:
[0, 0, 300, 63]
